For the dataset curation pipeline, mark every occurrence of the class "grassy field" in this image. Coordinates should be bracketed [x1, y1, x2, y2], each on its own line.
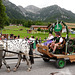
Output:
[1, 26, 75, 40]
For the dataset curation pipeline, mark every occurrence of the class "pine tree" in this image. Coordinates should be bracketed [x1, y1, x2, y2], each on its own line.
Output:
[0, 0, 7, 28]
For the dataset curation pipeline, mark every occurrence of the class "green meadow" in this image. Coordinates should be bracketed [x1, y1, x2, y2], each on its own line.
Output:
[1, 26, 75, 40]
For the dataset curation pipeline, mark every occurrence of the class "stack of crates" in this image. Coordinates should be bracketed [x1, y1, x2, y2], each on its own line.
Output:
[68, 39, 75, 54]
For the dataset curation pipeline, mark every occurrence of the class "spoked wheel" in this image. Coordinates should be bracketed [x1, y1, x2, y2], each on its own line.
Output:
[56, 59, 66, 69]
[43, 58, 50, 62]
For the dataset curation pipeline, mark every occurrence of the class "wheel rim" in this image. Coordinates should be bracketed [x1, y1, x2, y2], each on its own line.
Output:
[58, 60, 65, 68]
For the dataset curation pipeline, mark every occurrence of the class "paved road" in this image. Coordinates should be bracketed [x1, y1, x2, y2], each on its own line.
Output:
[0, 58, 75, 75]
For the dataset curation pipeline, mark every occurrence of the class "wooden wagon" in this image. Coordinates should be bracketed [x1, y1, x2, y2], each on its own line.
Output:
[36, 21, 75, 69]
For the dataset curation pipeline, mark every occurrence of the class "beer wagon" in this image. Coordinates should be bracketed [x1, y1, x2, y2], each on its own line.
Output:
[36, 21, 75, 68]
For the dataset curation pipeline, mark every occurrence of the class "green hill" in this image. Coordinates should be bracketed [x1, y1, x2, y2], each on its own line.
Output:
[1, 26, 75, 40]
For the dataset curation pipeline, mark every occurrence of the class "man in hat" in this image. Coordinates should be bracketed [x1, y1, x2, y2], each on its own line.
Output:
[50, 32, 63, 54]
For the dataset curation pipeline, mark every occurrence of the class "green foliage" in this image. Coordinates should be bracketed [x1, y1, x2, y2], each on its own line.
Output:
[41, 30, 49, 32]
[37, 27, 41, 31]
[8, 19, 49, 27]
[0, 0, 7, 28]
[2, 26, 75, 40]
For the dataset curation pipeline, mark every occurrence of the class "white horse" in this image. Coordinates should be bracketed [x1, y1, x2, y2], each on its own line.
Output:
[0, 39, 34, 72]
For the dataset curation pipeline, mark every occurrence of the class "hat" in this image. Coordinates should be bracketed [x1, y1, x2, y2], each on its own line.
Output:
[49, 31, 52, 34]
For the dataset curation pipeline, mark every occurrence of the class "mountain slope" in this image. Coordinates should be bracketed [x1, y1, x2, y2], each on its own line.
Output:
[25, 5, 40, 13]
[2, 0, 26, 19]
[38, 5, 75, 22]
[2, 0, 75, 22]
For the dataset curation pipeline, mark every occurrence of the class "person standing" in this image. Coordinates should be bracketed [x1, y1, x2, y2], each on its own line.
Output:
[18, 34, 20, 39]
[35, 36, 38, 45]
[50, 32, 63, 54]
[39, 37, 42, 43]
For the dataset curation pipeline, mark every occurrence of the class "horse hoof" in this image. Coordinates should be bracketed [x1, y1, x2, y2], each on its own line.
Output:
[27, 68, 31, 72]
[0, 64, 2, 69]
[13, 67, 17, 72]
[7, 68, 11, 72]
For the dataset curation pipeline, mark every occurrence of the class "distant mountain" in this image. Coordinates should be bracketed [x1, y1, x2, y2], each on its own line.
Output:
[2, 0, 26, 19]
[2, 0, 75, 22]
[25, 5, 41, 13]
[18, 5, 27, 16]
[38, 5, 75, 22]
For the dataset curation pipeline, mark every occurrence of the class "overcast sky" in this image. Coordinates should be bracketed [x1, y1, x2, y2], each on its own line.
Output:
[9, 0, 75, 13]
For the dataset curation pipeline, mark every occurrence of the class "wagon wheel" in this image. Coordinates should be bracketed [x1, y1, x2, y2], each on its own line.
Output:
[56, 59, 66, 69]
[43, 58, 50, 62]
[0, 64, 2, 69]
[43, 55, 50, 62]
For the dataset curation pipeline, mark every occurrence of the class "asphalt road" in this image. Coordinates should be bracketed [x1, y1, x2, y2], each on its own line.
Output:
[0, 58, 75, 75]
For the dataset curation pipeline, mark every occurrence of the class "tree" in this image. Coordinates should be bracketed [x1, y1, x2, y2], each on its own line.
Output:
[0, 0, 7, 28]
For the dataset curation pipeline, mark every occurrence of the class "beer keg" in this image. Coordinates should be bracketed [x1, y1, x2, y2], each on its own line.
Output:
[68, 39, 73, 45]
[73, 39, 75, 45]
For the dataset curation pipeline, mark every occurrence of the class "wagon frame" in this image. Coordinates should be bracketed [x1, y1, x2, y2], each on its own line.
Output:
[36, 21, 75, 68]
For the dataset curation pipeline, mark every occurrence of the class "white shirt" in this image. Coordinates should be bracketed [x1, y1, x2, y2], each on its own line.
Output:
[47, 35, 54, 40]
[55, 36, 63, 43]
[29, 37, 35, 43]
[59, 37, 63, 43]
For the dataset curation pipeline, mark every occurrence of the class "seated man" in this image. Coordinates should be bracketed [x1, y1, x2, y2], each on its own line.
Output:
[50, 32, 63, 54]
[43, 32, 54, 46]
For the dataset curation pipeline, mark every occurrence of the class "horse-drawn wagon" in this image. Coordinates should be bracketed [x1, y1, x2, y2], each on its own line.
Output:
[36, 21, 75, 69]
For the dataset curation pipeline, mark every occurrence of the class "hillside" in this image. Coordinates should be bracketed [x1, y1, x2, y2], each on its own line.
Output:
[2, 26, 75, 39]
[38, 5, 75, 22]
[2, 0, 26, 19]
[2, 0, 75, 22]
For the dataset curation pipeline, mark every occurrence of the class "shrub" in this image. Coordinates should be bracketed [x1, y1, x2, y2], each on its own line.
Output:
[19, 29, 23, 31]
[37, 27, 41, 31]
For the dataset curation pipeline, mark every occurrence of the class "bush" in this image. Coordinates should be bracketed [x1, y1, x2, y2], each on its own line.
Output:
[40, 30, 49, 32]
[37, 27, 41, 31]
[45, 30, 49, 32]
[19, 29, 23, 31]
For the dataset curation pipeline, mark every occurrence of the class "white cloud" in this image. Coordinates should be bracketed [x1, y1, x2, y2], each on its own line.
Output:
[9, 0, 75, 13]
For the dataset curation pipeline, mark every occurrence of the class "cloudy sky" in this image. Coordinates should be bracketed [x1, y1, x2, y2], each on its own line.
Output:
[9, 0, 75, 13]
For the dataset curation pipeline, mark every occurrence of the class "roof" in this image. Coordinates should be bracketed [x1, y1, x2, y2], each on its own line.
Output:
[31, 25, 48, 28]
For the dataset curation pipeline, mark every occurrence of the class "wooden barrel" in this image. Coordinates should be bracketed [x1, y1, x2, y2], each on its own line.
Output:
[68, 39, 73, 45]
[67, 45, 74, 54]
[73, 45, 75, 51]
[73, 39, 75, 45]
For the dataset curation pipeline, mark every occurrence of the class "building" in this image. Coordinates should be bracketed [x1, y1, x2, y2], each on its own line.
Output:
[27, 30, 32, 33]
[1, 34, 8, 39]
[9, 24, 16, 26]
[30, 24, 51, 30]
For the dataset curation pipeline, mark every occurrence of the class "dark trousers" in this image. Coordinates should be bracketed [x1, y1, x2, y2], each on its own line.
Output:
[0, 50, 3, 68]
